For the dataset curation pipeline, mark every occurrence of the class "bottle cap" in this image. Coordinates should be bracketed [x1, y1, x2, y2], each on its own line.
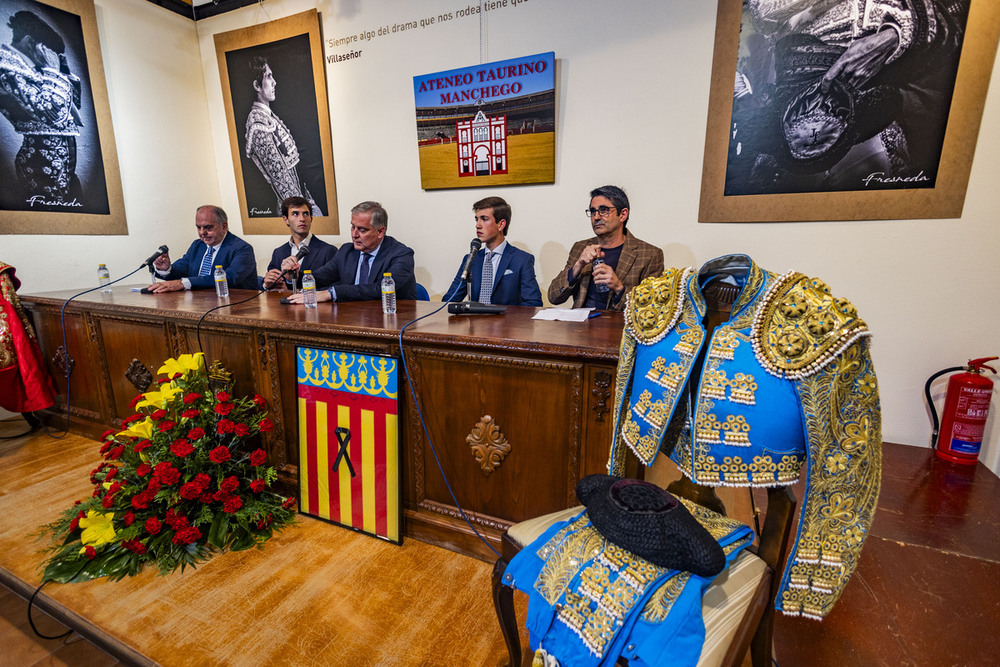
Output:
[215, 265, 223, 268]
[383, 272, 391, 277]
[304, 270, 312, 274]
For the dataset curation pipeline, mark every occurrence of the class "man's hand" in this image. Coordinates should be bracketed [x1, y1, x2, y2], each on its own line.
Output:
[147, 280, 184, 293]
[153, 253, 171, 272]
[262, 268, 285, 290]
[280, 256, 300, 273]
[592, 262, 624, 296]
[285, 289, 332, 304]
[822, 29, 899, 92]
[573, 244, 604, 278]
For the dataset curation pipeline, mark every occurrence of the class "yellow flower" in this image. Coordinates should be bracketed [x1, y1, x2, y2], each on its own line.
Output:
[122, 418, 154, 440]
[135, 384, 182, 410]
[157, 353, 205, 378]
[78, 510, 116, 546]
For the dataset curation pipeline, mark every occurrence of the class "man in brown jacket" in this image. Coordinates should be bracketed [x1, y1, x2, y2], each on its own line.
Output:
[547, 185, 664, 311]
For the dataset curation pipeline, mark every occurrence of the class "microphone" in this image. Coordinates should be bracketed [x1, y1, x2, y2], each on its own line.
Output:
[459, 238, 483, 283]
[142, 245, 169, 267]
[268, 245, 312, 291]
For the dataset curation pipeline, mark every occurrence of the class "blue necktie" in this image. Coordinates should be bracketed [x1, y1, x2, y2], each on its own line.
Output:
[198, 246, 215, 276]
[358, 253, 372, 285]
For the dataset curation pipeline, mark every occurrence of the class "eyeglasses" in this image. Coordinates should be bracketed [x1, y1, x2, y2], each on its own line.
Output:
[585, 206, 618, 218]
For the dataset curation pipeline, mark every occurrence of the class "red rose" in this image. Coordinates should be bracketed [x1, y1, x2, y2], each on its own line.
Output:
[220, 476, 239, 494]
[133, 439, 152, 453]
[70, 517, 80, 532]
[132, 490, 156, 510]
[145, 516, 162, 534]
[128, 393, 144, 409]
[151, 409, 167, 421]
[165, 508, 189, 530]
[213, 489, 229, 503]
[170, 439, 194, 458]
[250, 479, 265, 493]
[249, 449, 267, 466]
[136, 462, 151, 478]
[258, 418, 274, 433]
[92, 486, 102, 498]
[181, 409, 200, 419]
[153, 462, 180, 486]
[214, 402, 235, 416]
[209, 446, 231, 463]
[108, 481, 123, 495]
[199, 492, 214, 504]
[102, 494, 116, 508]
[172, 372, 183, 380]
[106, 445, 125, 460]
[223, 496, 243, 513]
[157, 377, 171, 385]
[158, 420, 176, 432]
[146, 477, 162, 493]
[215, 391, 231, 402]
[100, 428, 116, 441]
[124, 511, 135, 526]
[193, 473, 211, 489]
[253, 394, 267, 408]
[172, 526, 202, 546]
[179, 481, 203, 500]
[234, 422, 250, 437]
[123, 538, 147, 555]
[120, 414, 141, 427]
[187, 427, 205, 440]
[216, 419, 235, 435]
[99, 440, 113, 455]
[281, 497, 296, 509]
[183, 392, 202, 404]
[104, 466, 118, 481]
[84, 546, 96, 560]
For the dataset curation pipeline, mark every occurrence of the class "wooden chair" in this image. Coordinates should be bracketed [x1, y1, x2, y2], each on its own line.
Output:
[491, 281, 798, 667]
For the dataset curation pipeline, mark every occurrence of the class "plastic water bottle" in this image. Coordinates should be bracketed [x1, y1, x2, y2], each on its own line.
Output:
[98, 264, 111, 293]
[214, 265, 229, 298]
[381, 273, 396, 314]
[302, 270, 317, 309]
[592, 258, 609, 293]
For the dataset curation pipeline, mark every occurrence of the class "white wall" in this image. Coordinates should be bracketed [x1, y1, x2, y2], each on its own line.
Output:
[5, 0, 999, 472]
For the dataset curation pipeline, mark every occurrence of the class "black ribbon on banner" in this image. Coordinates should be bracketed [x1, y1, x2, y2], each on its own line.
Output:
[331, 426, 356, 477]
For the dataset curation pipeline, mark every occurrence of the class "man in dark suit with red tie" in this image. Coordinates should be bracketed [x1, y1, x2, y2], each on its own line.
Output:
[286, 201, 416, 303]
[147, 205, 258, 292]
[260, 196, 337, 290]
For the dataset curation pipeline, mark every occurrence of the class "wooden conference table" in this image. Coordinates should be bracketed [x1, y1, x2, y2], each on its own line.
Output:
[21, 287, 635, 560]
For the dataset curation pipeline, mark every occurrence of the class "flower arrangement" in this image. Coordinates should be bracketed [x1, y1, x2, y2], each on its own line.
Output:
[40, 353, 295, 583]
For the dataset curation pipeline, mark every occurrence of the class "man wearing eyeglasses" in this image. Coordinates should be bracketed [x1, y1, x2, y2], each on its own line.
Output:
[547, 185, 663, 311]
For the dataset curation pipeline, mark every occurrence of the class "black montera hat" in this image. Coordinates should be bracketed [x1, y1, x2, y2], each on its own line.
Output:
[576, 474, 726, 577]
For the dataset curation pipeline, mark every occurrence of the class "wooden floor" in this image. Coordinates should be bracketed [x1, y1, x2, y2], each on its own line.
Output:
[3, 416, 999, 666]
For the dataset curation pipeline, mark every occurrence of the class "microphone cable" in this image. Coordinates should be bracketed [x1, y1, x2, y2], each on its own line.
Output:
[397, 279, 503, 560]
[48, 265, 148, 439]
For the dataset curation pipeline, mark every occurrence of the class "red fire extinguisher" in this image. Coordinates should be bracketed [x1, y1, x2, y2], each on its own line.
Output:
[924, 356, 997, 465]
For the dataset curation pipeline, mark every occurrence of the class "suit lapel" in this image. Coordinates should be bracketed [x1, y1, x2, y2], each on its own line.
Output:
[493, 247, 515, 297]
[615, 234, 638, 283]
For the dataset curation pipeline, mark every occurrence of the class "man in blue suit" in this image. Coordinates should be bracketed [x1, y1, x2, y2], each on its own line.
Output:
[147, 205, 258, 292]
[286, 201, 416, 303]
[444, 196, 542, 307]
[260, 196, 337, 290]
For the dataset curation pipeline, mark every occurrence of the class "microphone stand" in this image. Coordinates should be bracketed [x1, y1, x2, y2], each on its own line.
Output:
[447, 249, 506, 315]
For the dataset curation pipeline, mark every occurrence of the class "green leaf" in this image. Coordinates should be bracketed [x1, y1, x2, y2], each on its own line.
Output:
[208, 512, 230, 550]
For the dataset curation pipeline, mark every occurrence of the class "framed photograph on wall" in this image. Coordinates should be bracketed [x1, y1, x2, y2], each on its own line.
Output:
[0, 0, 126, 235]
[699, 0, 1000, 222]
[215, 9, 338, 235]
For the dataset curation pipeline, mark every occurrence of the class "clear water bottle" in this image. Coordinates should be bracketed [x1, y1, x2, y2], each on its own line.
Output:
[302, 270, 317, 309]
[214, 265, 229, 298]
[592, 257, 609, 293]
[98, 264, 111, 293]
[381, 272, 396, 314]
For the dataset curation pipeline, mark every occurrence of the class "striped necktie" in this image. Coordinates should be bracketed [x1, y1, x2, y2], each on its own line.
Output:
[478, 251, 494, 304]
[358, 253, 372, 285]
[198, 246, 215, 276]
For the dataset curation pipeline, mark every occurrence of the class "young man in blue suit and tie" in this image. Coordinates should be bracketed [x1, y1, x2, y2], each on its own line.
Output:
[260, 196, 337, 290]
[286, 201, 416, 303]
[444, 196, 542, 306]
[147, 205, 258, 292]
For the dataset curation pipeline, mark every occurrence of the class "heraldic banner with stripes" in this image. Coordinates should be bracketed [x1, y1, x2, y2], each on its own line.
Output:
[297, 347, 400, 544]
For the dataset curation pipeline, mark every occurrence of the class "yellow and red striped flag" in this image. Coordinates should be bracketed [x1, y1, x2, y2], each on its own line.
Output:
[297, 348, 400, 543]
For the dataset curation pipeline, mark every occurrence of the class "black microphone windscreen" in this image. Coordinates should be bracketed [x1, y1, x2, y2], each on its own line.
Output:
[470, 238, 483, 252]
[296, 245, 311, 260]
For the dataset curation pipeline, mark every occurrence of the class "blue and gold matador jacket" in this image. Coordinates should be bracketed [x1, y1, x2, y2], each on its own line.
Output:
[608, 255, 882, 620]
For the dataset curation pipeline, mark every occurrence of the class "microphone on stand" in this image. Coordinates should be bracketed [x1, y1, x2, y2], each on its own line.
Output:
[141, 245, 169, 268]
[459, 238, 482, 283]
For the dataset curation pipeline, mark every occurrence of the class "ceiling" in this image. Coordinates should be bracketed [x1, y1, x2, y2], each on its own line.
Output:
[145, 0, 262, 20]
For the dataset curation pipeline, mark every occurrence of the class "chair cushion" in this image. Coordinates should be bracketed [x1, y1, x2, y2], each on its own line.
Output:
[504, 506, 767, 667]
